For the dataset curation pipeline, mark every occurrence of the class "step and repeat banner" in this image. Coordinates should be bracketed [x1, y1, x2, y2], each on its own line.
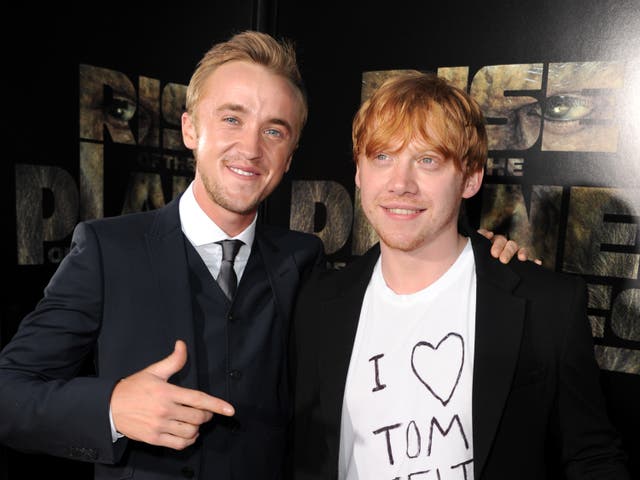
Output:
[3, 0, 639, 477]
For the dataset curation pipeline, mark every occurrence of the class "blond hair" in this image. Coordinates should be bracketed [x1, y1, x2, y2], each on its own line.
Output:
[185, 30, 307, 139]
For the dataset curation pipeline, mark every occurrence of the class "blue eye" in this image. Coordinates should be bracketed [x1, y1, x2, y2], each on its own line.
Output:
[223, 117, 239, 125]
[417, 156, 438, 167]
[265, 128, 282, 137]
[375, 153, 389, 161]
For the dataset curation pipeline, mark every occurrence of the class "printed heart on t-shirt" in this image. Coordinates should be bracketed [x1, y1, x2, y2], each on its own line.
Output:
[411, 332, 464, 406]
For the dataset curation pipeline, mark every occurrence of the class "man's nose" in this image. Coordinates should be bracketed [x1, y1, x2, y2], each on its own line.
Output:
[387, 162, 417, 194]
[237, 128, 262, 159]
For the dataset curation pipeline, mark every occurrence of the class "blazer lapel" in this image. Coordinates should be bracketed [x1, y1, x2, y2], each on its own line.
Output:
[254, 225, 300, 324]
[145, 196, 199, 389]
[316, 246, 381, 438]
[469, 233, 525, 478]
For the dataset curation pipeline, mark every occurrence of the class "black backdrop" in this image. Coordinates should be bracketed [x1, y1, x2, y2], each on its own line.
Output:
[2, 1, 638, 478]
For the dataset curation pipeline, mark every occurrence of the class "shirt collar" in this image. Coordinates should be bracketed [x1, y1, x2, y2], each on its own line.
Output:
[179, 182, 256, 247]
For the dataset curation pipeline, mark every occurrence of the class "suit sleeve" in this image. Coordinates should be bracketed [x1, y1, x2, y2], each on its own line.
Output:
[557, 276, 630, 479]
[0, 221, 122, 463]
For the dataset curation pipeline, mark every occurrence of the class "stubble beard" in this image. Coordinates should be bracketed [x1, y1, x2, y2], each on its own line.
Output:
[199, 168, 262, 216]
[364, 205, 429, 253]
[376, 226, 429, 253]
[375, 208, 462, 253]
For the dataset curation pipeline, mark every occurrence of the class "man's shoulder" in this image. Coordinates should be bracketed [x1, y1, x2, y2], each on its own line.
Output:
[259, 224, 324, 249]
[509, 258, 586, 293]
[469, 231, 584, 289]
[300, 244, 380, 296]
[85, 208, 158, 226]
[81, 208, 162, 232]
[75, 202, 178, 242]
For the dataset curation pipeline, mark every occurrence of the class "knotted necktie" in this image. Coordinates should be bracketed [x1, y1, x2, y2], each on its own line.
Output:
[216, 239, 243, 300]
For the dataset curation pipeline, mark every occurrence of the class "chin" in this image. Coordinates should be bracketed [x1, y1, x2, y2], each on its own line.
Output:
[231, 203, 260, 216]
[216, 196, 257, 215]
[379, 234, 422, 252]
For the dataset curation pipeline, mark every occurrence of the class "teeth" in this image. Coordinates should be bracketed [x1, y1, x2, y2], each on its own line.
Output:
[229, 166, 254, 177]
[387, 208, 419, 215]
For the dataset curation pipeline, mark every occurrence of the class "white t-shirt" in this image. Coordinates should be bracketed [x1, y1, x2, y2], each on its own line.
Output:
[339, 239, 477, 480]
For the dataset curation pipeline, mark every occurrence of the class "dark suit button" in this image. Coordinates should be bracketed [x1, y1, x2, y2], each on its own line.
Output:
[229, 369, 242, 380]
[181, 466, 195, 478]
[227, 313, 233, 321]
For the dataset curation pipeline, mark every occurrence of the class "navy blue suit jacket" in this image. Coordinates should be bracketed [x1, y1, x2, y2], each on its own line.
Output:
[0, 195, 325, 479]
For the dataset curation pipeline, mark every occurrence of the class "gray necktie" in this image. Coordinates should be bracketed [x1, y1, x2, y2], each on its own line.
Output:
[216, 239, 243, 299]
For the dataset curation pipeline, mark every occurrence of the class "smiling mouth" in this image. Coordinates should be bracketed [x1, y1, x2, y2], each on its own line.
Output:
[229, 166, 257, 177]
[385, 207, 423, 215]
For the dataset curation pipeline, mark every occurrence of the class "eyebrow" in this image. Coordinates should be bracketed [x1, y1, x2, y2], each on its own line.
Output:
[217, 103, 293, 134]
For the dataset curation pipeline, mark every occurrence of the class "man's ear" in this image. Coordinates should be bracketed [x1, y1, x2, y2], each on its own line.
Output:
[181, 112, 197, 149]
[284, 153, 294, 173]
[355, 163, 361, 189]
[462, 168, 483, 199]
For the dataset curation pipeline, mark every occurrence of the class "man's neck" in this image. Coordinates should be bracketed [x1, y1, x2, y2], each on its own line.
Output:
[379, 233, 468, 295]
[193, 183, 257, 237]
[205, 205, 256, 238]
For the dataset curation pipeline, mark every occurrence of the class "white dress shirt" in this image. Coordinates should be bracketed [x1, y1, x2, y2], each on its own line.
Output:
[179, 181, 255, 281]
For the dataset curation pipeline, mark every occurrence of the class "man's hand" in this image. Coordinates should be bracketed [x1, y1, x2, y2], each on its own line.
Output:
[478, 228, 542, 265]
[110, 340, 235, 450]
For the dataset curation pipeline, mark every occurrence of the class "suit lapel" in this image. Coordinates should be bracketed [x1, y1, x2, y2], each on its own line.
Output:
[254, 225, 300, 324]
[145, 197, 199, 389]
[317, 246, 381, 438]
[469, 233, 525, 478]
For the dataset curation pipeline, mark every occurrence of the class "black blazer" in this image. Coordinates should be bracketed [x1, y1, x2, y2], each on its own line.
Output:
[290, 232, 629, 480]
[0, 195, 325, 480]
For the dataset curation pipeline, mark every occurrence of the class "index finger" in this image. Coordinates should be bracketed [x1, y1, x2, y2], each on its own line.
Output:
[173, 385, 235, 416]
